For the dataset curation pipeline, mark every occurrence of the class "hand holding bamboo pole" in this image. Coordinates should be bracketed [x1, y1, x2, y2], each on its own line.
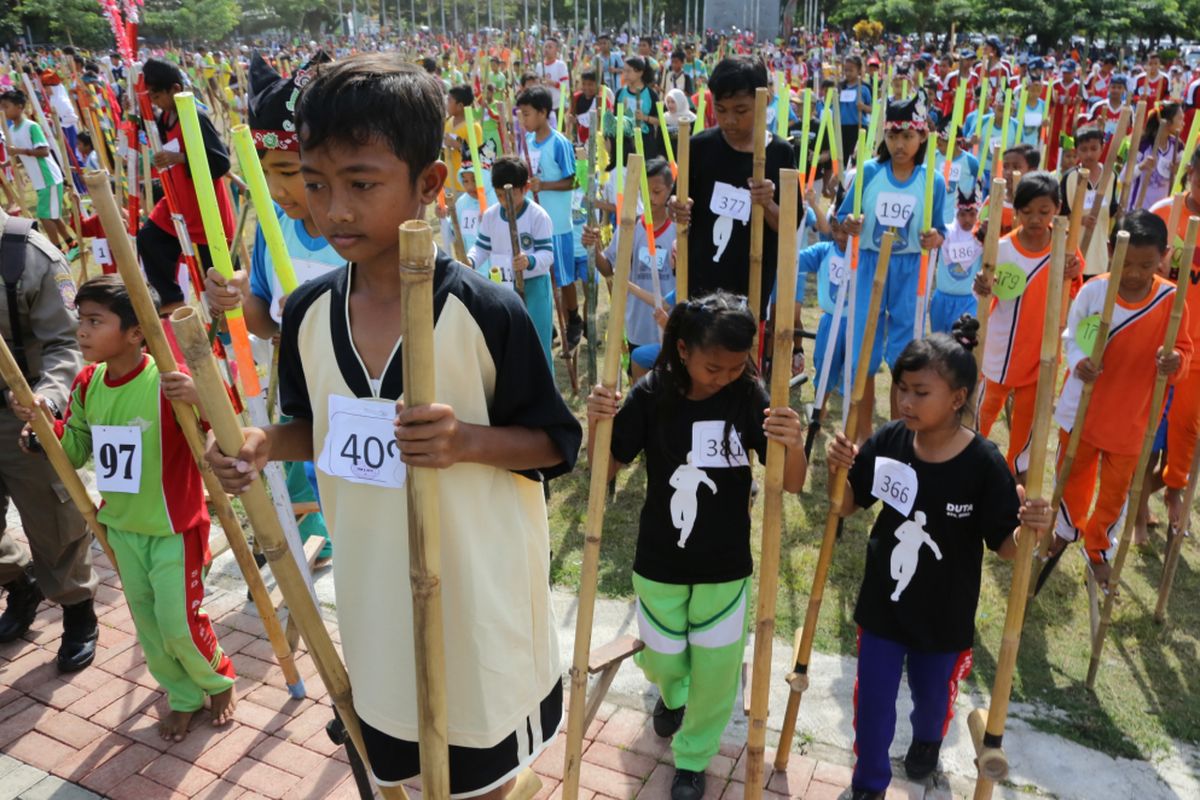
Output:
[744, 170, 800, 796]
[1086, 216, 1198, 689]
[974, 179, 1007, 375]
[502, 184, 526, 298]
[398, 221, 451, 796]
[773, 230, 897, 771]
[748, 87, 769, 327]
[561, 155, 643, 800]
[970, 221, 1067, 799]
[1118, 101, 1148, 211]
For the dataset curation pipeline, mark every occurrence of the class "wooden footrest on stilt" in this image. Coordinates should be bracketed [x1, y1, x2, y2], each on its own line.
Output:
[582, 635, 644, 730]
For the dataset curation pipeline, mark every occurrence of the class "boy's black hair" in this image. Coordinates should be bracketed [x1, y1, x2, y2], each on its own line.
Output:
[421, 57, 438, 74]
[516, 86, 553, 114]
[1004, 143, 1040, 171]
[448, 84, 474, 106]
[1012, 171, 1060, 211]
[1074, 126, 1105, 146]
[645, 156, 672, 183]
[519, 73, 539, 87]
[75, 274, 160, 331]
[0, 89, 26, 107]
[892, 315, 980, 415]
[1119, 209, 1169, 254]
[295, 55, 443, 187]
[671, 50, 685, 63]
[77, 130, 94, 149]
[708, 56, 769, 101]
[580, 70, 597, 83]
[843, 55, 863, 69]
[597, 33, 612, 42]
[491, 156, 529, 189]
[142, 58, 184, 93]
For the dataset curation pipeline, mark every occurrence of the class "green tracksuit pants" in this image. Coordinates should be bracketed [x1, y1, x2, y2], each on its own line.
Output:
[108, 526, 236, 712]
[632, 573, 748, 772]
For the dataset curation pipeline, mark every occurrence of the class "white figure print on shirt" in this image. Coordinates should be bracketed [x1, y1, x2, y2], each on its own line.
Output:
[669, 452, 717, 548]
[712, 215, 735, 262]
[889, 511, 942, 602]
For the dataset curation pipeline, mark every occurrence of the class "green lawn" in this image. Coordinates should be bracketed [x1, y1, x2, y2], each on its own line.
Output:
[547, 300, 1200, 763]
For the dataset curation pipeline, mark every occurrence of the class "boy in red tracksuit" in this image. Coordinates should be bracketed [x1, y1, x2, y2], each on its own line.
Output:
[135, 58, 234, 314]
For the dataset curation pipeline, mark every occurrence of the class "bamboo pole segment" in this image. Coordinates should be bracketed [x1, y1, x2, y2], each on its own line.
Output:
[675, 120, 691, 302]
[1079, 107, 1131, 256]
[749, 87, 769, 328]
[397, 221, 451, 797]
[970, 221, 1066, 799]
[744, 170, 800, 796]
[82, 169, 307, 699]
[0, 336, 115, 569]
[1058, 176, 1091, 328]
[561, 155, 643, 800]
[974, 178, 1007, 374]
[1156, 431, 1200, 623]
[1030, 234, 1129, 598]
[502, 184, 526, 298]
[773, 230, 897, 771]
[0, 165, 30, 218]
[1086, 216, 1197, 689]
[1118, 101, 1148, 212]
[170, 306, 408, 800]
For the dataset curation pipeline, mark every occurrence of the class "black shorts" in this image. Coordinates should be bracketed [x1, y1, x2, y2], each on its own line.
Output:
[361, 679, 563, 797]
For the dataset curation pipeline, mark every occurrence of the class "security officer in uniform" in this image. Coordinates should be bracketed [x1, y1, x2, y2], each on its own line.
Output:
[0, 209, 99, 671]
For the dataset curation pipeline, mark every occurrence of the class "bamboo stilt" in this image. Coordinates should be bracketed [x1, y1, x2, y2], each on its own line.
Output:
[748, 87, 769, 330]
[502, 184, 526, 298]
[1155, 438, 1200, 623]
[1030, 233, 1129, 598]
[1079, 107, 1131, 256]
[1118, 102, 1149, 212]
[0, 337, 115, 569]
[1058, 176, 1091, 328]
[397, 221, 451, 797]
[974, 179, 1007, 376]
[561, 155, 643, 800]
[82, 170, 307, 699]
[745, 170, 800, 795]
[675, 120, 691, 302]
[582, 72, 600, 391]
[1086, 218, 1198, 688]
[772, 230, 897, 769]
[971, 221, 1067, 797]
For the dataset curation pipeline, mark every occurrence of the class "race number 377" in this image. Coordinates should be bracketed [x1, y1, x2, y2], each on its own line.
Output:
[871, 456, 918, 517]
[710, 181, 752, 223]
[92, 425, 142, 494]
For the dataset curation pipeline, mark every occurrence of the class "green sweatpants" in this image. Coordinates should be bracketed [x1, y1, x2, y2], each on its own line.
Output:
[109, 526, 237, 712]
[632, 573, 749, 772]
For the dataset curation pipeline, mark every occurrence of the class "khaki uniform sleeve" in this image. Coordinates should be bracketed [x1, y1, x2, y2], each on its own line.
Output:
[24, 240, 82, 412]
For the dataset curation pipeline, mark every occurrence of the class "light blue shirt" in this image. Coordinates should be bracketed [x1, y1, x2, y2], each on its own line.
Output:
[527, 129, 576, 235]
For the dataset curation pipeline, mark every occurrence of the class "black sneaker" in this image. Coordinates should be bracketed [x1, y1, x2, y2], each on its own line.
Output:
[904, 738, 942, 781]
[57, 599, 98, 672]
[652, 696, 686, 737]
[670, 768, 705, 800]
[0, 569, 44, 642]
[566, 314, 584, 351]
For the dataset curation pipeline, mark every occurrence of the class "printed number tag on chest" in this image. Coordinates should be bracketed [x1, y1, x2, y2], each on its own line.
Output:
[839, 87, 859, 104]
[527, 149, 542, 175]
[1076, 313, 1101, 358]
[829, 256, 849, 287]
[1083, 190, 1097, 211]
[459, 209, 479, 233]
[874, 192, 917, 228]
[91, 238, 112, 266]
[710, 181, 752, 223]
[948, 163, 963, 184]
[871, 456, 918, 517]
[317, 396, 406, 489]
[948, 241, 980, 265]
[92, 425, 142, 494]
[992, 261, 1028, 301]
[691, 420, 750, 468]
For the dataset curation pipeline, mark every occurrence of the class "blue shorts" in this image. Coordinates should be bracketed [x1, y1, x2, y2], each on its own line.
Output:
[929, 290, 977, 335]
[812, 311, 848, 398]
[846, 249, 921, 377]
[523, 274, 555, 377]
[552, 232, 588, 286]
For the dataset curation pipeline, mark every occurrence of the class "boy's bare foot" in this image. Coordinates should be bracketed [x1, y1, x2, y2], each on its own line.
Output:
[1134, 517, 1151, 547]
[1088, 559, 1113, 594]
[158, 709, 195, 742]
[1165, 487, 1184, 531]
[210, 685, 237, 726]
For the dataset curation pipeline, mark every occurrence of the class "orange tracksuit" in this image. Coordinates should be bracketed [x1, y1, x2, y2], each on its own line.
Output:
[1053, 273, 1192, 562]
[1151, 196, 1200, 490]
[977, 231, 1083, 473]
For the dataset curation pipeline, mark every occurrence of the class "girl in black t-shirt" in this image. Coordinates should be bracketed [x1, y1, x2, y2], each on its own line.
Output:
[587, 292, 807, 800]
[825, 316, 1052, 800]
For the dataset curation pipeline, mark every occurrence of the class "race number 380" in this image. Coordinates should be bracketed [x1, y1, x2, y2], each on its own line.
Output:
[92, 425, 142, 494]
[871, 456, 918, 517]
[318, 396, 406, 488]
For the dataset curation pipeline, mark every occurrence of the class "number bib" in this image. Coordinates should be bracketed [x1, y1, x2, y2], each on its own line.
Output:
[459, 208, 479, 235]
[874, 192, 916, 228]
[839, 87, 859, 104]
[1083, 189, 1097, 211]
[871, 456, 917, 517]
[992, 261, 1028, 300]
[947, 240, 981, 265]
[1076, 313, 1101, 358]
[948, 163, 963, 184]
[829, 255, 849, 287]
[93, 425, 142, 494]
[317, 395, 406, 488]
[1024, 111, 1043, 128]
[691, 420, 750, 468]
[91, 238, 113, 267]
[527, 149, 542, 176]
[710, 181, 752, 223]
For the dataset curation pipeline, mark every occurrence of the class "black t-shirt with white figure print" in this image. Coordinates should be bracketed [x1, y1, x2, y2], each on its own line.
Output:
[847, 421, 1019, 652]
[610, 372, 769, 585]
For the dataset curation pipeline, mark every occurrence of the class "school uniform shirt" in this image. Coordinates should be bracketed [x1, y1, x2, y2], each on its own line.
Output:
[1060, 167, 1118, 276]
[796, 240, 847, 315]
[837, 81, 871, 127]
[526, 129, 576, 235]
[1018, 99, 1047, 147]
[249, 203, 345, 323]
[455, 191, 484, 266]
[536, 59, 570, 107]
[469, 198, 555, 287]
[1055, 273, 1193, 456]
[48, 84, 79, 128]
[848, 420, 1019, 652]
[1152, 196, 1200, 362]
[603, 214, 676, 345]
[148, 108, 234, 246]
[7, 118, 63, 190]
[836, 158, 947, 256]
[279, 253, 581, 747]
[935, 221, 983, 297]
[1135, 71, 1169, 104]
[56, 354, 206, 536]
[1086, 100, 1124, 139]
[683, 127, 794, 311]
[571, 187, 589, 260]
[934, 151, 980, 226]
[610, 372, 769, 585]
